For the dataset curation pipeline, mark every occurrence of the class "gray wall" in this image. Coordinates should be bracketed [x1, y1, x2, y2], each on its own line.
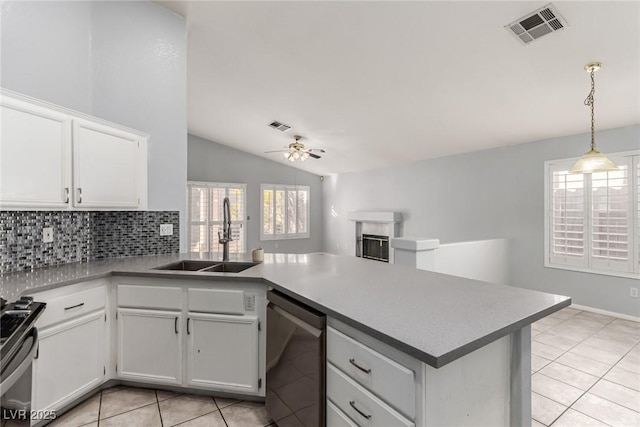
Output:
[1, 1, 188, 249]
[188, 134, 324, 254]
[323, 125, 640, 317]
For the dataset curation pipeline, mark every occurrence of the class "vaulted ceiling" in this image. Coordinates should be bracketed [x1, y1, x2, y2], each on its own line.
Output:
[159, 1, 640, 175]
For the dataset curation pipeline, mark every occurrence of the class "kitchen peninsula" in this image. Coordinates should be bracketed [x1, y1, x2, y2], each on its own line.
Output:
[1, 252, 570, 426]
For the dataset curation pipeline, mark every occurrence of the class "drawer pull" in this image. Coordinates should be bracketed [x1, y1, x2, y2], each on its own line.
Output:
[64, 302, 85, 311]
[349, 401, 371, 420]
[174, 317, 178, 334]
[64, 187, 69, 203]
[77, 188, 82, 204]
[349, 358, 371, 374]
[187, 318, 191, 335]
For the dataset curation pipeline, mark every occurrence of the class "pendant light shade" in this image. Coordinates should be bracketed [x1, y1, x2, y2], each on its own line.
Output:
[569, 62, 618, 174]
[569, 148, 619, 174]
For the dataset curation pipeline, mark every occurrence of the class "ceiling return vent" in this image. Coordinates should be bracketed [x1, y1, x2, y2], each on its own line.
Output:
[268, 121, 291, 132]
[505, 3, 567, 45]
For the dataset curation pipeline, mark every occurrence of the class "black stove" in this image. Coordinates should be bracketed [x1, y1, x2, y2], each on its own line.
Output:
[1, 297, 46, 374]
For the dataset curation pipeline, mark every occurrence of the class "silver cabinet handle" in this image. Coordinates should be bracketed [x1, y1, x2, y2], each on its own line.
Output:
[349, 401, 371, 420]
[64, 187, 69, 204]
[77, 188, 82, 204]
[349, 358, 371, 374]
[64, 302, 84, 311]
[187, 318, 191, 335]
[174, 317, 178, 334]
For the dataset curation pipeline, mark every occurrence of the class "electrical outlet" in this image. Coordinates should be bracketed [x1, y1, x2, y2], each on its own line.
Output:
[631, 287, 639, 298]
[244, 294, 255, 311]
[42, 227, 54, 243]
[160, 224, 173, 236]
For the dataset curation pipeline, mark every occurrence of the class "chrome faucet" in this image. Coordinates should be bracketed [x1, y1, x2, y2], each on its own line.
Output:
[218, 197, 233, 261]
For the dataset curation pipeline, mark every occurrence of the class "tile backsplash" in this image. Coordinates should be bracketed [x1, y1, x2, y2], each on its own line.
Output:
[0, 211, 179, 274]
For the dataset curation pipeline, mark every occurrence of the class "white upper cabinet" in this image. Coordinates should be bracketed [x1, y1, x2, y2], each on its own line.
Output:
[0, 90, 147, 210]
[73, 119, 143, 209]
[0, 96, 72, 208]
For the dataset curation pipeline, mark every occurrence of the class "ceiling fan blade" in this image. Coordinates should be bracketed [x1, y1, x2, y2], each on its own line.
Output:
[264, 149, 289, 153]
[307, 148, 326, 153]
[308, 153, 321, 159]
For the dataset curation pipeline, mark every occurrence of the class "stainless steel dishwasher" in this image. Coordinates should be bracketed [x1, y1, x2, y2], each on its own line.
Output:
[266, 290, 326, 427]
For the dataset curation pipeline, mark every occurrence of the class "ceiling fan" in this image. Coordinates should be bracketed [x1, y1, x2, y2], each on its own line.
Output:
[265, 135, 325, 162]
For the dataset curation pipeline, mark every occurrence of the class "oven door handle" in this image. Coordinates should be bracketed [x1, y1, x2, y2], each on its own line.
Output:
[0, 328, 39, 397]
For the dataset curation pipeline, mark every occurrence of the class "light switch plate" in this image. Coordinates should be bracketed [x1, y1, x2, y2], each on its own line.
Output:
[43, 227, 54, 243]
[160, 224, 173, 236]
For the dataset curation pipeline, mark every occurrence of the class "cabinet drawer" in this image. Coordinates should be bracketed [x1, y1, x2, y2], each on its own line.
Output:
[36, 285, 105, 329]
[327, 399, 358, 427]
[117, 285, 182, 310]
[327, 363, 414, 427]
[187, 288, 244, 315]
[327, 327, 416, 419]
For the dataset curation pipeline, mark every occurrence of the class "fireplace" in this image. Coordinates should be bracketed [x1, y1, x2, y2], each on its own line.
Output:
[348, 211, 402, 264]
[362, 234, 389, 263]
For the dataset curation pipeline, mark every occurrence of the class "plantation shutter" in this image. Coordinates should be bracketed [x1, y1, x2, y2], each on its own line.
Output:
[549, 164, 586, 267]
[188, 182, 246, 254]
[589, 158, 633, 272]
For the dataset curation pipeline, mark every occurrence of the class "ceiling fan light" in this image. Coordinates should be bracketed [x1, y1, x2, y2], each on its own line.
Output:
[300, 152, 310, 161]
[283, 152, 290, 160]
[569, 148, 619, 174]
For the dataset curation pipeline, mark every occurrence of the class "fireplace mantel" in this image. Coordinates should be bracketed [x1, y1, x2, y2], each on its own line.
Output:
[347, 211, 402, 223]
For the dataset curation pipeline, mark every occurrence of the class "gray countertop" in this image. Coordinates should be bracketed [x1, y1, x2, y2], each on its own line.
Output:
[0, 252, 570, 368]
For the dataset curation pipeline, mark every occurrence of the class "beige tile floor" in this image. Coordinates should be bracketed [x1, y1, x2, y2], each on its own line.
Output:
[3, 387, 274, 427]
[3, 306, 638, 427]
[531, 307, 640, 427]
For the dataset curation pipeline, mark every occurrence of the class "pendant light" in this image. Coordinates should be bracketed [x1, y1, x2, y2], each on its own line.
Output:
[569, 62, 619, 174]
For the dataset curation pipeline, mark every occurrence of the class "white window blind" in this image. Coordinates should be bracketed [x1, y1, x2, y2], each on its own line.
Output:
[261, 184, 310, 240]
[545, 151, 639, 278]
[188, 182, 246, 254]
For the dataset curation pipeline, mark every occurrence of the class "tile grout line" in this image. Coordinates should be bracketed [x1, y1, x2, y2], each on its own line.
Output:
[214, 397, 231, 427]
[97, 391, 103, 427]
[156, 390, 164, 427]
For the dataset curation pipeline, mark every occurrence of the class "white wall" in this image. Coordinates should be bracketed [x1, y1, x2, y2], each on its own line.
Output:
[188, 134, 324, 254]
[432, 239, 510, 286]
[1, 0, 188, 248]
[324, 125, 640, 317]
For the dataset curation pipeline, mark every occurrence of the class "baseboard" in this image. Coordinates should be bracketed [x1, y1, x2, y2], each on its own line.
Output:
[571, 304, 640, 323]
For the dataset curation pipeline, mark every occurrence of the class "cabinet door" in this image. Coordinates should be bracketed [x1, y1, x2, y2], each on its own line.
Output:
[187, 313, 259, 393]
[0, 95, 71, 208]
[72, 119, 143, 209]
[32, 311, 105, 413]
[117, 308, 182, 385]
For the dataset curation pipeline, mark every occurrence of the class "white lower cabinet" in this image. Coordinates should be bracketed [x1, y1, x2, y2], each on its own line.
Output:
[116, 308, 182, 385]
[186, 313, 259, 393]
[114, 278, 266, 397]
[32, 311, 105, 414]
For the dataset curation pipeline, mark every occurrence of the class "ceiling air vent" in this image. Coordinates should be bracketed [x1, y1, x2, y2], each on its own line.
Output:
[505, 3, 567, 46]
[268, 121, 291, 132]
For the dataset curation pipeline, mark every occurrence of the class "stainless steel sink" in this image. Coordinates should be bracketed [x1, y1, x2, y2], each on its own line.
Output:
[200, 262, 259, 273]
[152, 260, 219, 271]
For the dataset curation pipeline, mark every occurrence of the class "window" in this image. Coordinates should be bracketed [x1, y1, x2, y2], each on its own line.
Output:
[188, 182, 246, 253]
[545, 151, 639, 278]
[261, 184, 310, 240]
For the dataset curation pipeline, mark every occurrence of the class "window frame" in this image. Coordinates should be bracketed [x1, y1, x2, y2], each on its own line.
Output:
[187, 181, 247, 254]
[260, 183, 310, 241]
[544, 150, 640, 279]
